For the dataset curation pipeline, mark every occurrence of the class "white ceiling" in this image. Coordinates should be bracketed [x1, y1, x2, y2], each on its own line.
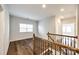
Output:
[6, 4, 76, 21]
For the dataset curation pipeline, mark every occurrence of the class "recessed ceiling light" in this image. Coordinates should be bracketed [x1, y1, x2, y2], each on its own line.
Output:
[60, 8, 64, 12]
[60, 16, 64, 19]
[42, 4, 46, 8]
[58, 19, 61, 24]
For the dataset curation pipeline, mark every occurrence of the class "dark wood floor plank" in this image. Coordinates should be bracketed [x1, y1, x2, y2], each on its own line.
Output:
[7, 42, 17, 55]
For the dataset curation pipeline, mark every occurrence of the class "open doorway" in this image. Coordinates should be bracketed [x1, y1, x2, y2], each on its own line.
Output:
[62, 23, 75, 36]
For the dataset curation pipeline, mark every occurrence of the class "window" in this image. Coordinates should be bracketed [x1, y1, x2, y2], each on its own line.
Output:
[20, 24, 33, 32]
[62, 23, 75, 36]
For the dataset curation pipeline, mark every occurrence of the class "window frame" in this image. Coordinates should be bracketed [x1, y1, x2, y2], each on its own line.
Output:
[19, 23, 33, 32]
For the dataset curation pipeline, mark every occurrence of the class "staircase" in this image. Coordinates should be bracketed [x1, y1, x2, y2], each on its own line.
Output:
[32, 32, 79, 55]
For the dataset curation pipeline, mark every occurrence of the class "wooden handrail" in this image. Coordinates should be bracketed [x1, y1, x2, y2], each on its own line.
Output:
[48, 35, 79, 54]
[48, 35, 54, 42]
[52, 41, 79, 53]
[33, 33, 79, 55]
[47, 32, 77, 38]
[47, 32, 79, 54]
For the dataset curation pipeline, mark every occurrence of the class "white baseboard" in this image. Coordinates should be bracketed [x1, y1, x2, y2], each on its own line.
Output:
[10, 37, 33, 42]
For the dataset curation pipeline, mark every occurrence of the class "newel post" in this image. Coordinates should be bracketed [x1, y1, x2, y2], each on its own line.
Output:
[47, 32, 50, 55]
[33, 33, 35, 55]
[47, 32, 49, 35]
[47, 32, 50, 40]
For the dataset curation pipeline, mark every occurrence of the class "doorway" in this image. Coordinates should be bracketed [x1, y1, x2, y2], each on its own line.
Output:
[62, 23, 75, 36]
[62, 23, 75, 45]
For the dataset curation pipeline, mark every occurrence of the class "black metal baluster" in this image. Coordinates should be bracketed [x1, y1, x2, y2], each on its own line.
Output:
[45, 40, 46, 55]
[68, 37, 69, 46]
[39, 39, 41, 54]
[46, 40, 47, 55]
[35, 38, 36, 55]
[41, 39, 42, 54]
[65, 49, 67, 55]
[41, 39, 43, 55]
[42, 40, 44, 52]
[48, 35, 49, 55]
[43, 40, 44, 55]
[68, 37, 69, 55]
[41, 39, 42, 55]
[74, 39, 76, 55]
[55, 35, 57, 55]
[65, 37, 66, 45]
[40, 39, 41, 55]
[61, 36, 62, 44]
[70, 38, 72, 55]
[63, 37, 65, 55]
[51, 41, 53, 55]
[65, 37, 67, 55]
[42, 40, 43, 55]
[45, 40, 47, 55]
[42, 39, 43, 55]
[48, 42, 49, 55]
[55, 45, 56, 55]
[50, 42, 52, 55]
[43, 40, 45, 55]
[59, 46, 61, 55]
[34, 38, 35, 55]
[62, 37, 64, 55]
[60, 36, 63, 55]
[44, 40, 46, 55]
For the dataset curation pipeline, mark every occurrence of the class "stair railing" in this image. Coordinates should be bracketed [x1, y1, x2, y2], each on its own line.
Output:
[47, 32, 79, 55]
[33, 33, 79, 55]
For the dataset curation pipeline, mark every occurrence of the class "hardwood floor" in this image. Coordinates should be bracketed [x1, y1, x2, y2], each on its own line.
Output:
[7, 39, 33, 55]
[7, 37, 50, 55]
[7, 37, 58, 55]
[7, 42, 17, 55]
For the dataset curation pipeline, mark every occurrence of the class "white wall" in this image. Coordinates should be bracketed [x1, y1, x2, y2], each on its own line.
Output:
[38, 16, 56, 39]
[4, 9, 10, 55]
[55, 16, 62, 34]
[55, 16, 76, 35]
[75, 5, 79, 48]
[10, 15, 38, 41]
[0, 5, 10, 55]
[0, 9, 4, 54]
[61, 17, 76, 35]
